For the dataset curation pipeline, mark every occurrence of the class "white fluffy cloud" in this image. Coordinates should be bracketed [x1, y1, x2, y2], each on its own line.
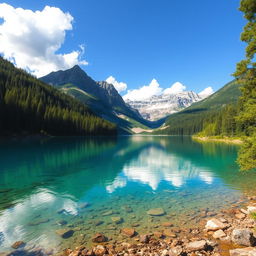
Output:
[0, 3, 87, 77]
[198, 87, 214, 98]
[163, 82, 186, 95]
[106, 76, 127, 93]
[123, 80, 187, 101]
[123, 79, 162, 101]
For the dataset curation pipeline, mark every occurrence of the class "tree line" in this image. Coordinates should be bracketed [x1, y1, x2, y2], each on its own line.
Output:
[0, 57, 117, 136]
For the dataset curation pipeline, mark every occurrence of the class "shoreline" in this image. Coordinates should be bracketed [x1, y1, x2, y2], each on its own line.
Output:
[4, 195, 255, 256]
[192, 136, 243, 145]
[59, 196, 256, 256]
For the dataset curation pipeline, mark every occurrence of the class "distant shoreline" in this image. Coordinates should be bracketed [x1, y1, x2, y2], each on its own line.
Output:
[192, 135, 243, 145]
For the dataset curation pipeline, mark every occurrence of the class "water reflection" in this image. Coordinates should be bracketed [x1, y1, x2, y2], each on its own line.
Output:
[0, 136, 256, 252]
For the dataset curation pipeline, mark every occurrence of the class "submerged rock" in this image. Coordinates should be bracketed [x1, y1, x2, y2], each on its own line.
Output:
[212, 229, 226, 239]
[28, 218, 50, 226]
[162, 222, 173, 227]
[11, 241, 25, 249]
[111, 216, 123, 224]
[92, 233, 107, 243]
[121, 228, 135, 237]
[147, 208, 165, 216]
[163, 229, 177, 238]
[102, 210, 114, 216]
[231, 228, 256, 246]
[56, 229, 74, 239]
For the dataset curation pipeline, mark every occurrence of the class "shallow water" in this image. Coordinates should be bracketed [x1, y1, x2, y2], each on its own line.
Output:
[0, 135, 256, 253]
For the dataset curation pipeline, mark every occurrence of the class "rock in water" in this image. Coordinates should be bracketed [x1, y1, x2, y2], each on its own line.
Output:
[121, 228, 135, 237]
[205, 218, 228, 231]
[147, 208, 165, 216]
[213, 229, 226, 239]
[231, 229, 256, 246]
[92, 233, 108, 243]
[11, 241, 25, 249]
[55, 229, 74, 239]
[186, 240, 207, 252]
[163, 229, 177, 238]
[230, 247, 256, 256]
[111, 216, 123, 224]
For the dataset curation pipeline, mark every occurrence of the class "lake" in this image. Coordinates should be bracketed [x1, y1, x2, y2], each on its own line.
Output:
[0, 136, 256, 253]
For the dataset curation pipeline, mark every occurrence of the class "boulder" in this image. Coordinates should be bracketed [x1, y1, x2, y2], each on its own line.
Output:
[121, 228, 135, 237]
[213, 229, 226, 239]
[11, 241, 25, 249]
[205, 218, 228, 231]
[147, 208, 165, 216]
[186, 240, 207, 252]
[55, 229, 74, 239]
[92, 233, 107, 243]
[230, 247, 256, 256]
[231, 229, 256, 246]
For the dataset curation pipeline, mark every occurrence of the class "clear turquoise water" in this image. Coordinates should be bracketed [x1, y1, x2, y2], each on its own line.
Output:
[0, 136, 256, 253]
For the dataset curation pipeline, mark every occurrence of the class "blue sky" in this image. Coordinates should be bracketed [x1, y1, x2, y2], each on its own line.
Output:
[0, 0, 245, 98]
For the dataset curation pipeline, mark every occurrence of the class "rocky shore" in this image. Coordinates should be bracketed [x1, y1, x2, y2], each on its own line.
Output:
[56, 197, 256, 256]
[2, 197, 256, 256]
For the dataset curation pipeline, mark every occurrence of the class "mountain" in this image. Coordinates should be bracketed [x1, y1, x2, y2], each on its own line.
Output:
[0, 57, 116, 136]
[40, 66, 161, 132]
[157, 80, 241, 135]
[125, 91, 202, 121]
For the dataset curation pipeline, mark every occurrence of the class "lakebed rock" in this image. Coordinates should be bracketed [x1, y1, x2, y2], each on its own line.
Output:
[92, 233, 107, 243]
[147, 208, 165, 216]
[231, 228, 256, 246]
[121, 228, 135, 237]
[212, 229, 226, 239]
[111, 216, 123, 224]
[11, 241, 25, 249]
[56, 229, 74, 239]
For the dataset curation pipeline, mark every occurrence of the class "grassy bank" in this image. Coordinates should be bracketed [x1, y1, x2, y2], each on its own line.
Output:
[192, 135, 243, 145]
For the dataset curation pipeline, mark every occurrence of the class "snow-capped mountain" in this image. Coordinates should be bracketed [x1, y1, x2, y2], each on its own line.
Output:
[125, 91, 203, 121]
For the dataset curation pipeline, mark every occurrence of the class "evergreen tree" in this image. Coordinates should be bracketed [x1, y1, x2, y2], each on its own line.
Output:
[233, 0, 256, 170]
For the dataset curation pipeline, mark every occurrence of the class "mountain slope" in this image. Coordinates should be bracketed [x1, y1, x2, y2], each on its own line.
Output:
[40, 66, 159, 132]
[0, 57, 116, 136]
[158, 80, 241, 135]
[125, 91, 202, 121]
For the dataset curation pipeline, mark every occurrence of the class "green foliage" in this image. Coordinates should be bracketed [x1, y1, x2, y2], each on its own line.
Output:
[0, 57, 116, 136]
[250, 212, 256, 220]
[233, 0, 256, 170]
[155, 80, 241, 136]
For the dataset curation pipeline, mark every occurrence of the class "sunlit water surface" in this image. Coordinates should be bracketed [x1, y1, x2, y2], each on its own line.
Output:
[0, 136, 256, 253]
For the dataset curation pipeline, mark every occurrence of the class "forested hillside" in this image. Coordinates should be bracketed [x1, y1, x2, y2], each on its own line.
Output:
[0, 57, 116, 136]
[156, 80, 241, 135]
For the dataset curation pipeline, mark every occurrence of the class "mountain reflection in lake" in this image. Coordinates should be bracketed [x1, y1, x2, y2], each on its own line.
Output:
[0, 136, 256, 253]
